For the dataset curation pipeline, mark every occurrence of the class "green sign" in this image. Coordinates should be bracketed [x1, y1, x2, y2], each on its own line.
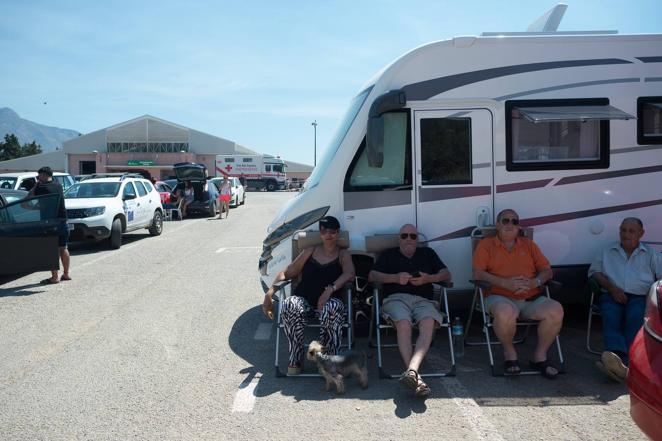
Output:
[127, 160, 155, 166]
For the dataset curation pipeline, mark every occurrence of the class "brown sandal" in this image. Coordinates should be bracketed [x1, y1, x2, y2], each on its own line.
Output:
[399, 369, 419, 390]
[415, 378, 431, 397]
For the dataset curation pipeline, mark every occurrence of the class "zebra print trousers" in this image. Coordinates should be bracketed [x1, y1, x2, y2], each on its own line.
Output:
[280, 295, 346, 366]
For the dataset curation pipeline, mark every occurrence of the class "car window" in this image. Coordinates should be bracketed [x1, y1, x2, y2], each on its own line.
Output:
[135, 181, 147, 197]
[18, 177, 36, 191]
[0, 177, 17, 189]
[0, 193, 60, 224]
[144, 181, 155, 192]
[65, 182, 120, 198]
[123, 182, 137, 199]
[54, 175, 74, 190]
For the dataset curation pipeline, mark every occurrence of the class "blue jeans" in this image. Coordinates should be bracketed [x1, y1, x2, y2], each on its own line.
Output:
[599, 292, 646, 365]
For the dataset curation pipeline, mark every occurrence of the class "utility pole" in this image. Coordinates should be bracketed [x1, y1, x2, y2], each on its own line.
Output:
[311, 120, 318, 166]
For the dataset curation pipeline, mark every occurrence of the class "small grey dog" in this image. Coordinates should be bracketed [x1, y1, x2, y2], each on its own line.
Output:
[306, 340, 368, 394]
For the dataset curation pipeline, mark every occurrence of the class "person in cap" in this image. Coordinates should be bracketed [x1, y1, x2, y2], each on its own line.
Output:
[262, 216, 355, 374]
[28, 166, 71, 284]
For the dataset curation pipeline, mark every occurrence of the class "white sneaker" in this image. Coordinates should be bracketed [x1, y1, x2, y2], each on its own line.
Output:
[601, 351, 628, 380]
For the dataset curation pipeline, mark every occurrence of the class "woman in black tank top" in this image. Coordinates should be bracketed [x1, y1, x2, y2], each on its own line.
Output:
[262, 216, 355, 374]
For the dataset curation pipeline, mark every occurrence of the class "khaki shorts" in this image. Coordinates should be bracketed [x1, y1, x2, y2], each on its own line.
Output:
[483, 294, 553, 320]
[382, 293, 444, 327]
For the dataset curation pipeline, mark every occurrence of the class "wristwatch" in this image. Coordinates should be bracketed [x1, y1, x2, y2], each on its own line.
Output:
[535, 277, 542, 287]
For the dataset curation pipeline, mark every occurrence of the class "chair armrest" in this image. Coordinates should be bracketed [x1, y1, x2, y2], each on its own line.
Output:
[433, 281, 454, 289]
[545, 279, 562, 289]
[270, 279, 293, 299]
[469, 279, 491, 290]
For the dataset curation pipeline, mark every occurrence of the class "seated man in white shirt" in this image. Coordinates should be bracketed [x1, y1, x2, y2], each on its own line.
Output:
[588, 217, 662, 382]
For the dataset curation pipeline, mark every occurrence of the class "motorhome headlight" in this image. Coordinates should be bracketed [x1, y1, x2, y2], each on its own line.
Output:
[263, 206, 329, 248]
[84, 206, 105, 217]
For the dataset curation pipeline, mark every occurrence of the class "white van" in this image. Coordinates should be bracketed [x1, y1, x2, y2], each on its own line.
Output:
[259, 6, 662, 294]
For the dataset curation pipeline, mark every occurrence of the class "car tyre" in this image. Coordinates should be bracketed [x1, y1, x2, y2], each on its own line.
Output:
[208, 199, 217, 217]
[109, 218, 122, 249]
[241, 193, 246, 205]
[148, 210, 163, 236]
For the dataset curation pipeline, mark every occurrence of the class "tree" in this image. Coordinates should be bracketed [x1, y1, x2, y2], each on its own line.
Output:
[0, 133, 22, 161]
[21, 141, 42, 157]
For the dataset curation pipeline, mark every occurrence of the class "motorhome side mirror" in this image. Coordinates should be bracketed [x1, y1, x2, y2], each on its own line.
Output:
[367, 116, 384, 167]
[366, 89, 406, 168]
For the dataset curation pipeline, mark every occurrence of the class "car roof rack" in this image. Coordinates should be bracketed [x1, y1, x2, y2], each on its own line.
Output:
[81, 173, 144, 181]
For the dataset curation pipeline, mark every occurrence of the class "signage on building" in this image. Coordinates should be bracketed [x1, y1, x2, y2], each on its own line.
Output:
[127, 160, 155, 166]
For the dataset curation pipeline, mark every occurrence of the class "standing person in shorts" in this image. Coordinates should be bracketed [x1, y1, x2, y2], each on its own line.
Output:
[368, 224, 451, 397]
[217, 176, 231, 219]
[472, 208, 564, 378]
[28, 166, 71, 285]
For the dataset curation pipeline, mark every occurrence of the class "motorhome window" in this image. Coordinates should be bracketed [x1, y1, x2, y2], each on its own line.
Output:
[265, 165, 272, 172]
[421, 118, 472, 185]
[243, 158, 253, 162]
[304, 85, 374, 191]
[506, 99, 614, 171]
[638, 97, 662, 144]
[345, 111, 412, 191]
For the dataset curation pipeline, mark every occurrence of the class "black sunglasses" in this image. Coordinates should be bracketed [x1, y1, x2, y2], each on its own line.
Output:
[400, 233, 418, 240]
[500, 217, 520, 225]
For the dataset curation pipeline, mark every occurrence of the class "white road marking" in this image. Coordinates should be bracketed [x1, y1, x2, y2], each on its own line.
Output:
[216, 246, 261, 253]
[232, 377, 259, 413]
[254, 323, 272, 340]
[441, 377, 505, 441]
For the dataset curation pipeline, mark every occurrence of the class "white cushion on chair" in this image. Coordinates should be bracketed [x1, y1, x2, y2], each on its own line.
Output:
[365, 233, 428, 254]
[292, 230, 349, 254]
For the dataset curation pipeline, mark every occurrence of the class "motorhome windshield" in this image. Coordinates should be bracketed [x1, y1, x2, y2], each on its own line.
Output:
[302, 86, 373, 191]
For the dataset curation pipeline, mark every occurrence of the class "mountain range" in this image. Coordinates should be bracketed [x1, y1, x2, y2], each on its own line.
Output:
[0, 107, 80, 152]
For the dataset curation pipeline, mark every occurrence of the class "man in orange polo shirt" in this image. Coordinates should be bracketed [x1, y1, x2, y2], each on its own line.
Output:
[473, 209, 564, 378]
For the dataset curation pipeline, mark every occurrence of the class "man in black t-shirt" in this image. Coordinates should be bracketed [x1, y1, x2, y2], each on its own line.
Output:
[29, 166, 70, 284]
[368, 223, 451, 397]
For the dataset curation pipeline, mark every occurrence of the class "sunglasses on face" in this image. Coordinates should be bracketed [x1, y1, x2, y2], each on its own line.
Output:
[499, 217, 520, 225]
[320, 228, 338, 236]
[400, 233, 418, 240]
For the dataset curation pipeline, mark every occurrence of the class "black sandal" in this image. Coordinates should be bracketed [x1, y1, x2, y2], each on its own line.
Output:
[529, 360, 559, 379]
[504, 359, 521, 375]
[399, 369, 419, 390]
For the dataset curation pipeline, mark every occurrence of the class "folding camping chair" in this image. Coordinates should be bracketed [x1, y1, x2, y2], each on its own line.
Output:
[365, 233, 455, 379]
[466, 226, 564, 376]
[271, 229, 354, 377]
[585, 276, 603, 355]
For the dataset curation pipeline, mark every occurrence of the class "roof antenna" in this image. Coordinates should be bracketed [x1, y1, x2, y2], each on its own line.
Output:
[527, 3, 567, 32]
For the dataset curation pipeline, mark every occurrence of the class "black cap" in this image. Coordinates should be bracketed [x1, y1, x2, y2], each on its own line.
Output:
[37, 166, 53, 176]
[319, 215, 340, 230]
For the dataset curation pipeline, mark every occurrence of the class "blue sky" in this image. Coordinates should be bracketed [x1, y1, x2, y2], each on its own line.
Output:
[1, 0, 660, 164]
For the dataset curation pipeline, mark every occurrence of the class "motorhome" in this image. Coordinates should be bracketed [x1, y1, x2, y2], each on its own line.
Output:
[215, 154, 286, 191]
[259, 5, 662, 295]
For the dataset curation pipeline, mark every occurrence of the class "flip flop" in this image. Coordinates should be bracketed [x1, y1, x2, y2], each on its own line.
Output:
[529, 359, 559, 379]
[40, 278, 59, 285]
[60, 275, 72, 281]
[504, 359, 521, 375]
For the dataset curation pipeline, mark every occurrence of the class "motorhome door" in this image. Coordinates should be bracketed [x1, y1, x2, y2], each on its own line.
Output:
[413, 109, 494, 287]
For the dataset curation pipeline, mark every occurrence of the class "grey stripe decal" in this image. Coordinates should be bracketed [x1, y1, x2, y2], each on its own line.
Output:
[402, 59, 631, 100]
[636, 57, 662, 63]
[344, 191, 411, 211]
[497, 179, 553, 193]
[419, 186, 491, 202]
[612, 145, 662, 155]
[427, 199, 662, 242]
[555, 165, 662, 186]
[496, 161, 506, 167]
[645, 77, 662, 82]
[473, 162, 491, 169]
[523, 199, 662, 227]
[495, 78, 639, 101]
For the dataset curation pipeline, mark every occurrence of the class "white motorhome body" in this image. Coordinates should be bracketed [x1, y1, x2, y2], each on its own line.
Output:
[215, 154, 286, 191]
[259, 28, 662, 295]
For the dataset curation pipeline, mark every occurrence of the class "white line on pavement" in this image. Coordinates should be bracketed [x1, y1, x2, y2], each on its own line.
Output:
[216, 246, 261, 253]
[441, 377, 505, 441]
[254, 323, 272, 340]
[232, 377, 259, 413]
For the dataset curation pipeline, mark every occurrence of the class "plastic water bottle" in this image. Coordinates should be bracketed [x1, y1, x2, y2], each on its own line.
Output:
[452, 317, 464, 358]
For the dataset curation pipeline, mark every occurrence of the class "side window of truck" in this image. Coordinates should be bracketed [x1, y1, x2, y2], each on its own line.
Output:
[265, 165, 271, 172]
[505, 98, 632, 171]
[344, 111, 412, 191]
[420, 117, 472, 185]
[637, 97, 662, 144]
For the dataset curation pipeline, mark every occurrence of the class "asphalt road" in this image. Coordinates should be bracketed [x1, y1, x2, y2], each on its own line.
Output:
[0, 192, 645, 440]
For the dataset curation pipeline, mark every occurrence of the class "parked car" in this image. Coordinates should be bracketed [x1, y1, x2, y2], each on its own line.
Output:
[0, 188, 28, 207]
[0, 171, 75, 192]
[64, 175, 163, 249]
[172, 163, 219, 217]
[154, 181, 173, 205]
[627, 279, 662, 440]
[0, 192, 61, 275]
[210, 177, 245, 208]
